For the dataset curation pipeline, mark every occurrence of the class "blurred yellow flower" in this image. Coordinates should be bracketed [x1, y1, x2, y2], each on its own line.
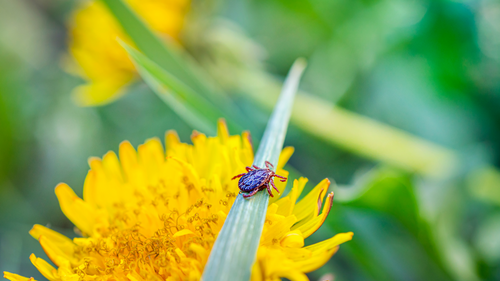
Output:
[3, 120, 352, 281]
[68, 0, 189, 106]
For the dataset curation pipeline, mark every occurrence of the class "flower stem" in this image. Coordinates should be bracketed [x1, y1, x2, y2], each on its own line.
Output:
[202, 59, 306, 281]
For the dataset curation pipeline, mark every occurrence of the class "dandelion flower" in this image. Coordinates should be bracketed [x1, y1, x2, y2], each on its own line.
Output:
[3, 121, 352, 281]
[68, 0, 189, 106]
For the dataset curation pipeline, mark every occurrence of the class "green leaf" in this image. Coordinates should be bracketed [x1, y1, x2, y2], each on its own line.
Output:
[100, 0, 203, 94]
[202, 59, 306, 281]
[321, 168, 454, 281]
[467, 166, 500, 206]
[336, 167, 419, 233]
[234, 69, 459, 179]
[121, 42, 243, 135]
[99, 0, 247, 128]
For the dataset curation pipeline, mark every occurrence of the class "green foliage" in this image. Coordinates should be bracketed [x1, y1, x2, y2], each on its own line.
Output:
[122, 42, 228, 134]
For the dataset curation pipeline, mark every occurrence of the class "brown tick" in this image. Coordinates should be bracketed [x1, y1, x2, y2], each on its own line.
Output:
[232, 161, 287, 198]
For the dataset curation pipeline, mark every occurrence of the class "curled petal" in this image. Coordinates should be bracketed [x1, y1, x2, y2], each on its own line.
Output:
[304, 232, 354, 252]
[280, 230, 305, 248]
[3, 272, 36, 281]
[29, 225, 73, 248]
[293, 192, 334, 238]
[39, 236, 75, 267]
[30, 225, 76, 267]
[55, 183, 97, 235]
[29, 254, 57, 280]
[296, 232, 354, 272]
[293, 179, 329, 224]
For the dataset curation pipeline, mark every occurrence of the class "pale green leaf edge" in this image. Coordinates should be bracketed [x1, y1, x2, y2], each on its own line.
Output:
[100, 0, 249, 132]
[121, 42, 246, 134]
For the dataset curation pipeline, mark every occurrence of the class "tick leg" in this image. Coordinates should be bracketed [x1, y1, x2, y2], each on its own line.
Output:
[265, 183, 274, 197]
[252, 165, 260, 170]
[242, 189, 259, 198]
[274, 174, 287, 182]
[232, 173, 246, 180]
[265, 161, 274, 169]
[270, 179, 280, 194]
[246, 166, 254, 172]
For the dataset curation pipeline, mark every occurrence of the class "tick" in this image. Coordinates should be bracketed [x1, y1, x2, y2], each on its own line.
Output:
[232, 161, 287, 198]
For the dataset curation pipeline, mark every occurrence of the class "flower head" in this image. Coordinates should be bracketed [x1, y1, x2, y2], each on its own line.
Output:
[3, 121, 352, 281]
[68, 0, 189, 106]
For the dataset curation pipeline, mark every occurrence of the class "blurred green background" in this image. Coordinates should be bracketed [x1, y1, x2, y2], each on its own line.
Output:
[1, 0, 500, 280]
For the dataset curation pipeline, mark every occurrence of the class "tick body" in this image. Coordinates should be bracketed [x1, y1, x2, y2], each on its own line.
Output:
[232, 161, 287, 198]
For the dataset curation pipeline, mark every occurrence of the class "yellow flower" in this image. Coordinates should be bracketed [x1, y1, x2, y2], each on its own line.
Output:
[3, 121, 352, 281]
[68, 0, 189, 106]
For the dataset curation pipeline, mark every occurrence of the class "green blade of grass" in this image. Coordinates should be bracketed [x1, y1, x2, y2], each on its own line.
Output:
[100, 0, 204, 95]
[99, 0, 248, 129]
[235, 69, 459, 179]
[202, 59, 306, 281]
[122, 42, 242, 135]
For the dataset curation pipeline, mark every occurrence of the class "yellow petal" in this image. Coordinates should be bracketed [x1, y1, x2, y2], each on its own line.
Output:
[39, 235, 75, 267]
[127, 271, 146, 281]
[250, 262, 263, 281]
[165, 130, 181, 152]
[304, 232, 354, 252]
[170, 157, 202, 193]
[82, 169, 97, 205]
[279, 271, 309, 281]
[293, 232, 354, 273]
[173, 229, 194, 238]
[88, 152, 123, 183]
[30, 225, 75, 267]
[292, 249, 336, 273]
[138, 138, 165, 182]
[3, 272, 36, 281]
[71, 77, 132, 107]
[55, 183, 97, 235]
[86, 157, 121, 208]
[55, 266, 78, 281]
[277, 146, 295, 170]
[189, 243, 209, 266]
[217, 119, 230, 144]
[241, 131, 254, 163]
[102, 151, 124, 182]
[191, 130, 207, 147]
[280, 230, 305, 248]
[85, 156, 131, 209]
[29, 225, 73, 247]
[293, 192, 334, 238]
[275, 178, 307, 216]
[275, 196, 293, 217]
[119, 140, 143, 184]
[268, 170, 289, 204]
[293, 177, 308, 201]
[29, 254, 57, 280]
[261, 215, 297, 246]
